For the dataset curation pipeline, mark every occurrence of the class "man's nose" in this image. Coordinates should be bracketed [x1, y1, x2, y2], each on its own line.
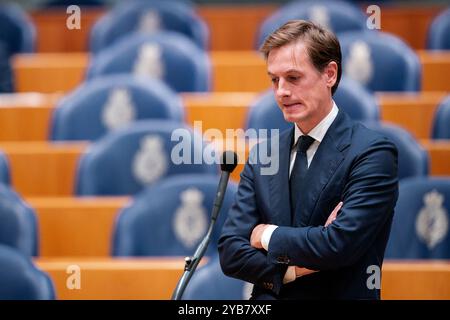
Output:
[276, 78, 291, 98]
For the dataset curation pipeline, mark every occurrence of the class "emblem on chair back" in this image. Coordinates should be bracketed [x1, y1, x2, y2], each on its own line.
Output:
[138, 10, 161, 34]
[132, 135, 168, 185]
[416, 189, 449, 250]
[173, 188, 208, 249]
[102, 88, 136, 130]
[133, 43, 164, 78]
[345, 41, 373, 86]
[308, 5, 330, 30]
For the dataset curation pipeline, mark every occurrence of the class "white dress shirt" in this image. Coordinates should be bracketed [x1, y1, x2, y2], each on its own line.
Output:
[261, 101, 339, 283]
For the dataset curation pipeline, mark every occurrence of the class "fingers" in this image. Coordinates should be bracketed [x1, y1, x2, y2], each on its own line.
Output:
[325, 201, 343, 227]
[295, 267, 318, 277]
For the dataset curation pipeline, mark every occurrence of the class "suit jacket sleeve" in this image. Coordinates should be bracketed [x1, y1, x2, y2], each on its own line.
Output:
[267, 138, 398, 270]
[218, 150, 288, 295]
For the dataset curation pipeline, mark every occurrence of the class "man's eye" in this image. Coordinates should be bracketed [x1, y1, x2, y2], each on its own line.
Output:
[271, 78, 278, 84]
[288, 76, 299, 82]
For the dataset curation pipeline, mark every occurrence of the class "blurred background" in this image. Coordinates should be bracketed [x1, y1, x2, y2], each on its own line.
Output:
[0, 0, 450, 300]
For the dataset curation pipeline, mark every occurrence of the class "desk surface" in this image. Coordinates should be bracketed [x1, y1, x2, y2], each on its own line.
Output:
[34, 258, 450, 300]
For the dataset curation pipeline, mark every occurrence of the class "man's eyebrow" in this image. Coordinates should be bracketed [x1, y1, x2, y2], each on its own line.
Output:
[267, 69, 302, 76]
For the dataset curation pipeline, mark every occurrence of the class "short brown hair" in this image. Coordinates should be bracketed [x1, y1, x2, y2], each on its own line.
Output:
[260, 20, 342, 95]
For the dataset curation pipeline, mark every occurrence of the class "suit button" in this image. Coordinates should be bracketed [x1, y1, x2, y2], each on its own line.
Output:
[276, 255, 290, 264]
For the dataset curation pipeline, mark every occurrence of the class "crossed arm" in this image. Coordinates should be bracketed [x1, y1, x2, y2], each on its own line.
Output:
[250, 201, 343, 279]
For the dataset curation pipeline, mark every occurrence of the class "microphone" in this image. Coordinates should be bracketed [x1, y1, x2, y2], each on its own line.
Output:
[171, 151, 238, 300]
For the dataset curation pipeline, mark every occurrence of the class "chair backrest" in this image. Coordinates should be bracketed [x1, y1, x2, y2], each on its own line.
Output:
[0, 184, 38, 256]
[0, 245, 55, 299]
[86, 31, 211, 92]
[76, 120, 217, 196]
[427, 7, 450, 50]
[112, 174, 237, 256]
[246, 76, 379, 133]
[90, 0, 208, 53]
[432, 94, 450, 139]
[0, 150, 10, 185]
[0, 3, 35, 56]
[385, 177, 450, 259]
[50, 75, 184, 141]
[257, 0, 366, 49]
[339, 31, 421, 92]
[363, 122, 429, 180]
[183, 255, 252, 300]
[0, 41, 14, 92]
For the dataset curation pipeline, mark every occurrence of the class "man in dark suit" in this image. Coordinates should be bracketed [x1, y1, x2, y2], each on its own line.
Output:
[218, 20, 398, 299]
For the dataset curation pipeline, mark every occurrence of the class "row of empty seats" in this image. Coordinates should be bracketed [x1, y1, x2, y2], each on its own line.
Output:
[2, 174, 450, 299]
[0, 0, 449, 299]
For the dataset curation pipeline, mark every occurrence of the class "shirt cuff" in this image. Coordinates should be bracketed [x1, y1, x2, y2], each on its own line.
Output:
[261, 225, 278, 251]
[283, 266, 296, 284]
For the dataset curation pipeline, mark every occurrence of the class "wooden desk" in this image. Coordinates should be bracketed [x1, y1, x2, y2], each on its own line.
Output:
[377, 91, 447, 139]
[0, 139, 449, 198]
[35, 258, 185, 300]
[28, 197, 129, 257]
[2, 91, 445, 142]
[12, 53, 89, 93]
[0, 141, 87, 196]
[34, 258, 450, 300]
[29, 6, 444, 52]
[13, 51, 450, 93]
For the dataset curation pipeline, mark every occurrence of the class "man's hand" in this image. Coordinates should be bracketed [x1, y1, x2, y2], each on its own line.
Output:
[250, 224, 270, 249]
[325, 201, 343, 227]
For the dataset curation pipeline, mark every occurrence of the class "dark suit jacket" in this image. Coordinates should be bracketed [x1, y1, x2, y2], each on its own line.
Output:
[218, 110, 399, 299]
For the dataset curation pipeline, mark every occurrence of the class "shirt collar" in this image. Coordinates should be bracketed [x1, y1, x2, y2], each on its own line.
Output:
[294, 100, 339, 146]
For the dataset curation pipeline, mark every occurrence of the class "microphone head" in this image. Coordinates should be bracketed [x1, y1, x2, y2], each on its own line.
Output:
[220, 151, 238, 173]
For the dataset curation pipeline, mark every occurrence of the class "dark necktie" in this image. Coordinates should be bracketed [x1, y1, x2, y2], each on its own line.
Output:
[289, 135, 315, 221]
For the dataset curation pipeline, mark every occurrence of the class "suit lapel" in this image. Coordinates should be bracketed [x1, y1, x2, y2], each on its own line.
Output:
[269, 128, 294, 227]
[293, 110, 353, 226]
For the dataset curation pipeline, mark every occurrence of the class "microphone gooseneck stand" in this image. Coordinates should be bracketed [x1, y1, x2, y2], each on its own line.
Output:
[171, 151, 238, 300]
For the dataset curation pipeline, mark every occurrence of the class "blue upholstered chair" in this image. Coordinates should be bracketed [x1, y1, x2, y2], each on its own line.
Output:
[0, 150, 10, 185]
[50, 75, 184, 141]
[0, 245, 55, 299]
[432, 94, 450, 139]
[183, 255, 252, 300]
[0, 3, 35, 56]
[0, 184, 38, 256]
[90, 0, 208, 52]
[76, 120, 217, 196]
[257, 0, 366, 48]
[86, 31, 211, 92]
[112, 174, 237, 256]
[427, 7, 450, 50]
[339, 31, 421, 92]
[385, 177, 450, 259]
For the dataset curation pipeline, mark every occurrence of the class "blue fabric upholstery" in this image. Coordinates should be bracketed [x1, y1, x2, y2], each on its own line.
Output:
[90, 0, 208, 52]
[86, 31, 211, 92]
[76, 120, 217, 196]
[427, 7, 450, 50]
[385, 177, 450, 259]
[0, 245, 54, 299]
[183, 255, 251, 300]
[50, 75, 184, 141]
[339, 31, 421, 92]
[432, 94, 450, 139]
[257, 0, 366, 48]
[0, 184, 38, 256]
[112, 174, 237, 256]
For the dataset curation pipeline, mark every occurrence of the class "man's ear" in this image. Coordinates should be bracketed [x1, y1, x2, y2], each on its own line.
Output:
[325, 61, 338, 89]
